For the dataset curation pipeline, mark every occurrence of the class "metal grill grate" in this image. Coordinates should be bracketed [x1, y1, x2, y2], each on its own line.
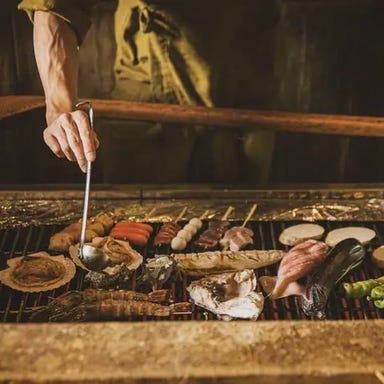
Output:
[0, 220, 384, 322]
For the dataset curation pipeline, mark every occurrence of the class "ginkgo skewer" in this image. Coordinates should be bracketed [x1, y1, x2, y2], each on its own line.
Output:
[171, 209, 210, 251]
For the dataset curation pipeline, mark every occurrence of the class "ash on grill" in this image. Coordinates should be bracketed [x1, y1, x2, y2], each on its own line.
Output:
[0, 220, 384, 322]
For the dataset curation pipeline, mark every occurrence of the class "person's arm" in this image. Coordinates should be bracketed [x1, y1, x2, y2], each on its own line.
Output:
[33, 11, 98, 172]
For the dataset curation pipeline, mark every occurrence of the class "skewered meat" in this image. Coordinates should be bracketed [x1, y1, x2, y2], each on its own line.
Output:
[187, 270, 263, 320]
[260, 239, 328, 299]
[194, 220, 230, 249]
[154, 222, 181, 246]
[220, 226, 254, 251]
[0, 252, 76, 293]
[300, 238, 365, 319]
[173, 249, 284, 275]
[279, 223, 325, 246]
[48, 213, 113, 252]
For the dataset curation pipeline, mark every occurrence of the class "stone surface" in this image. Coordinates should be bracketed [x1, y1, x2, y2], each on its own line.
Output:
[0, 320, 384, 383]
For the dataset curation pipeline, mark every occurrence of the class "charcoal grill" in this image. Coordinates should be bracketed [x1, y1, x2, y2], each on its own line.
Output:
[1, 188, 384, 383]
[1, 219, 384, 323]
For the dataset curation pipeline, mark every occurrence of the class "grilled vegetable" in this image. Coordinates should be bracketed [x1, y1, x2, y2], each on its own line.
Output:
[368, 286, 384, 309]
[300, 238, 365, 320]
[343, 276, 384, 299]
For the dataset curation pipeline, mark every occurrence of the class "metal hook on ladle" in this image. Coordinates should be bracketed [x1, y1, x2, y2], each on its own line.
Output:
[76, 101, 110, 271]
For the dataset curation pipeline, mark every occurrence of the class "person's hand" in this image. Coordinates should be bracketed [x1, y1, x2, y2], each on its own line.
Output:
[43, 110, 100, 172]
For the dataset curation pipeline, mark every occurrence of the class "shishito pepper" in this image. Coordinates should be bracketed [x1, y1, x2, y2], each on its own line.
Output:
[369, 286, 384, 309]
[343, 276, 384, 299]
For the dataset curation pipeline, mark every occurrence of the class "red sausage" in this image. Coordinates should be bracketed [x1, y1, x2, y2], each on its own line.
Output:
[113, 222, 153, 234]
[111, 227, 150, 239]
[111, 230, 149, 246]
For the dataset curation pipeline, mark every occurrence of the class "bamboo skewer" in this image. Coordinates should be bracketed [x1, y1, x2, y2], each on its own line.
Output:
[221, 206, 235, 221]
[199, 210, 210, 220]
[242, 204, 257, 227]
[143, 207, 156, 221]
[175, 207, 188, 223]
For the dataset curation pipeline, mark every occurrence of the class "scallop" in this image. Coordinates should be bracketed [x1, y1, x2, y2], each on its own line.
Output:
[171, 236, 187, 251]
[189, 218, 203, 230]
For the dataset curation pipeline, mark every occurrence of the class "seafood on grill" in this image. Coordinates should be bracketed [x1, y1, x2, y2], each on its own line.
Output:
[30, 288, 190, 322]
[69, 236, 143, 276]
[187, 270, 264, 320]
[0, 252, 76, 292]
[325, 226, 376, 247]
[259, 239, 329, 299]
[173, 249, 285, 276]
[49, 212, 114, 252]
[138, 255, 176, 290]
[279, 223, 325, 246]
[300, 238, 366, 320]
[110, 221, 153, 247]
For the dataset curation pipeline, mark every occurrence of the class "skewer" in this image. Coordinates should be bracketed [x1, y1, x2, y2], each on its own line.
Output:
[144, 207, 157, 220]
[375, 371, 384, 384]
[154, 207, 187, 247]
[175, 207, 188, 222]
[221, 206, 234, 221]
[171, 208, 209, 251]
[199, 210, 210, 220]
[241, 204, 257, 227]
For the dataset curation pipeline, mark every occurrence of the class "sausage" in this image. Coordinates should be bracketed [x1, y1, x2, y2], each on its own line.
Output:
[113, 222, 153, 234]
[111, 226, 150, 239]
[110, 230, 149, 246]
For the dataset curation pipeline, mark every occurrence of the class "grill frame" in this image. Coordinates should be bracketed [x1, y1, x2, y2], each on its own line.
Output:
[1, 185, 384, 383]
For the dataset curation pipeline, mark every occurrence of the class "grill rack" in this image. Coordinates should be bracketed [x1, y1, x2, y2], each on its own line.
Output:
[0, 220, 384, 323]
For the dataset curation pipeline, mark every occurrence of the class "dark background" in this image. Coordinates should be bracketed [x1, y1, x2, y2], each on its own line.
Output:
[1, 0, 384, 185]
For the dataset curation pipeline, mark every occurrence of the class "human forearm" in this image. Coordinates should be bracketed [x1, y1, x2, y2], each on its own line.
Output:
[33, 11, 79, 124]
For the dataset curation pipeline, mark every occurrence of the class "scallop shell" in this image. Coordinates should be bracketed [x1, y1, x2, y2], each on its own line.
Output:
[69, 236, 143, 276]
[0, 252, 76, 293]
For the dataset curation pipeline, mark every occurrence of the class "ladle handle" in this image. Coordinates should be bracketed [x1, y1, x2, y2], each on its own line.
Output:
[76, 101, 94, 253]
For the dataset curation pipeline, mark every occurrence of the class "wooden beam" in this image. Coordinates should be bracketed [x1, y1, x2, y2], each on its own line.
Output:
[2, 96, 384, 137]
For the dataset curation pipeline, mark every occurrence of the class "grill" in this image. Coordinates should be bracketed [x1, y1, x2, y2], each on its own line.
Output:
[1, 219, 383, 323]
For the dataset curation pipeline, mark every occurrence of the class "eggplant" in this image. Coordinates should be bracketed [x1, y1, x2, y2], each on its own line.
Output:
[300, 238, 365, 320]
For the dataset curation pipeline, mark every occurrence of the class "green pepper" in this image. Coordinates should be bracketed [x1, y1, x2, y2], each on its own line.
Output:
[343, 276, 384, 299]
[373, 300, 384, 309]
[370, 285, 384, 300]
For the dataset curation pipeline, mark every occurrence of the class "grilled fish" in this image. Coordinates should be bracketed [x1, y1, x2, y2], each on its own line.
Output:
[260, 239, 328, 299]
[174, 249, 284, 275]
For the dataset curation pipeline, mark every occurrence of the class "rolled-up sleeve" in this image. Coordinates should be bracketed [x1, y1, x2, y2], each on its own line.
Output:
[18, 0, 99, 44]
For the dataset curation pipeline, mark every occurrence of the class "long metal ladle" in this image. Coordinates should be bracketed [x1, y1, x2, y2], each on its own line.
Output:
[76, 101, 110, 271]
